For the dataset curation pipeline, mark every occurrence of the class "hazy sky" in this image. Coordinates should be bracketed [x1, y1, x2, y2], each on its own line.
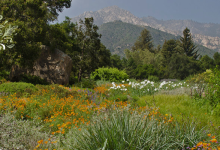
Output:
[51, 0, 220, 24]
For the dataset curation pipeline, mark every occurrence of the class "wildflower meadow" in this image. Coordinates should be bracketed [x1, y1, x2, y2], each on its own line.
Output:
[0, 74, 220, 150]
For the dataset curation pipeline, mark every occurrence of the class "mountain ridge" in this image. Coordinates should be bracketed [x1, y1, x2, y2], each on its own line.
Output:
[70, 5, 220, 52]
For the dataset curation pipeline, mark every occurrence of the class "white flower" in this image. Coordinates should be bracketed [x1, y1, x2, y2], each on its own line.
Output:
[147, 89, 149, 91]
[127, 79, 129, 81]
[122, 81, 125, 83]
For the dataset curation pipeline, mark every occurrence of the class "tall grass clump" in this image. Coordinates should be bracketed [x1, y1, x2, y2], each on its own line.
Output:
[64, 105, 210, 150]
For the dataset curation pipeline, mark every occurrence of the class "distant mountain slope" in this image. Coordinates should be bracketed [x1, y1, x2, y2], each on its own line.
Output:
[71, 5, 149, 27]
[141, 16, 220, 38]
[98, 21, 216, 58]
[70, 5, 220, 52]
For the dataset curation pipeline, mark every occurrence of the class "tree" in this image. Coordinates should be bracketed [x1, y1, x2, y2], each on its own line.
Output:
[179, 28, 199, 59]
[74, 17, 102, 82]
[199, 55, 215, 70]
[55, 17, 111, 82]
[213, 52, 220, 66]
[166, 53, 201, 79]
[131, 28, 154, 53]
[161, 39, 177, 67]
[0, 0, 72, 71]
[110, 54, 123, 70]
[135, 64, 158, 79]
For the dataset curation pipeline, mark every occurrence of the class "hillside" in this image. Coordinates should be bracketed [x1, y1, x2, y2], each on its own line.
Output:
[70, 5, 220, 53]
[98, 21, 216, 58]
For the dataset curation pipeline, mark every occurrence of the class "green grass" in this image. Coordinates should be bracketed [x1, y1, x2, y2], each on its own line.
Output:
[137, 94, 220, 135]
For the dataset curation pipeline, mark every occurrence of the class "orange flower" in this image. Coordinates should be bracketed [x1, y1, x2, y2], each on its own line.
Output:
[211, 136, 216, 139]
[210, 138, 217, 143]
[38, 140, 43, 144]
[207, 134, 211, 137]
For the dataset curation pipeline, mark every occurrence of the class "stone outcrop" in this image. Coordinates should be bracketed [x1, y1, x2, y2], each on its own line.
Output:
[9, 45, 73, 85]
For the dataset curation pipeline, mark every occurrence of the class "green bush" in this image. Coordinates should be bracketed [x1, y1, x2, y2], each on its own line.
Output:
[148, 75, 159, 82]
[90, 67, 129, 82]
[0, 82, 39, 97]
[74, 78, 97, 89]
[19, 74, 49, 85]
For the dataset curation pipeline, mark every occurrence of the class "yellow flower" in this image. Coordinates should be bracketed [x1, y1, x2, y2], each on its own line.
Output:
[35, 144, 40, 148]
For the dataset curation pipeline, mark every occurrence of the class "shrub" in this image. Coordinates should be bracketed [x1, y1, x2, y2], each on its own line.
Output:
[19, 73, 49, 85]
[0, 82, 38, 97]
[74, 78, 97, 89]
[90, 67, 129, 82]
[148, 75, 159, 82]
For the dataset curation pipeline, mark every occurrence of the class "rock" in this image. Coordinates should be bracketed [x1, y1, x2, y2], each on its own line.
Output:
[160, 79, 179, 82]
[9, 45, 73, 85]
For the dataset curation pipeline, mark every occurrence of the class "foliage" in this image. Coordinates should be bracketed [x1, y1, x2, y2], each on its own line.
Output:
[69, 106, 209, 150]
[58, 17, 111, 82]
[110, 54, 123, 70]
[161, 39, 178, 67]
[199, 55, 215, 70]
[148, 75, 159, 82]
[0, 0, 72, 81]
[90, 67, 129, 82]
[73, 78, 97, 89]
[187, 69, 214, 84]
[0, 112, 54, 150]
[131, 28, 154, 53]
[164, 53, 202, 79]
[0, 82, 38, 96]
[19, 74, 50, 86]
[213, 52, 220, 66]
[179, 28, 199, 59]
[206, 66, 220, 108]
[135, 64, 159, 79]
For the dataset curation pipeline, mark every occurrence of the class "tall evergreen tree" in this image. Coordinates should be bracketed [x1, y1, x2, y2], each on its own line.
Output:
[161, 39, 177, 67]
[179, 27, 199, 59]
[131, 28, 154, 53]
